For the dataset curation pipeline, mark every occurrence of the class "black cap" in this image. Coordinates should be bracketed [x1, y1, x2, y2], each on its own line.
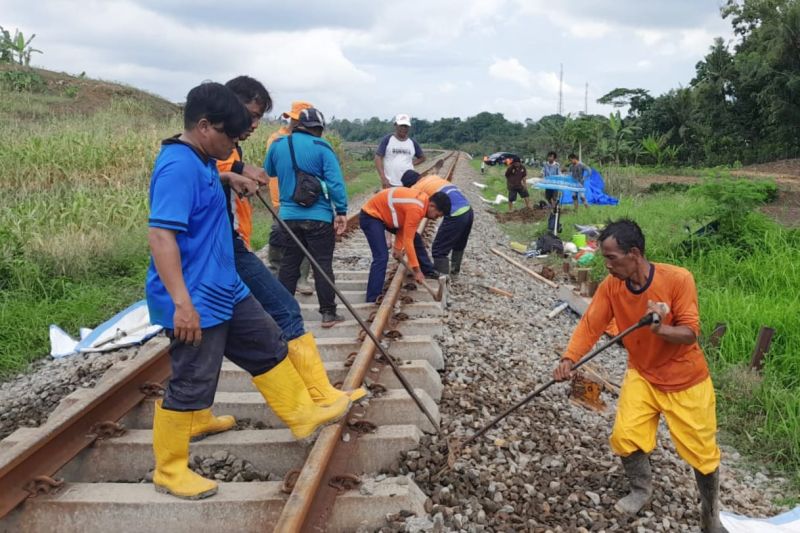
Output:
[401, 170, 421, 187]
[298, 108, 325, 129]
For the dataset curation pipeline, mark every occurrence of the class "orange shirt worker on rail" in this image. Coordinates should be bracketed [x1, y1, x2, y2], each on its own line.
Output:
[358, 188, 451, 303]
[553, 219, 726, 533]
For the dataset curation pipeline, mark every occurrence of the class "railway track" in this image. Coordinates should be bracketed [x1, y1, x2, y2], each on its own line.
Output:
[0, 151, 460, 532]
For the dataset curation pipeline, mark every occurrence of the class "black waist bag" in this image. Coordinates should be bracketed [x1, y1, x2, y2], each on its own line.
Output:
[288, 134, 323, 207]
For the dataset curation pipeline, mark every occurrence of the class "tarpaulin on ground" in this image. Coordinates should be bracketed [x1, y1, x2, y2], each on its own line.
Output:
[721, 505, 800, 532]
[560, 169, 619, 206]
[49, 300, 162, 358]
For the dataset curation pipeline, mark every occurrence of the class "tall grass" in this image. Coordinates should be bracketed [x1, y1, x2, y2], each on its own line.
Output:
[0, 89, 376, 377]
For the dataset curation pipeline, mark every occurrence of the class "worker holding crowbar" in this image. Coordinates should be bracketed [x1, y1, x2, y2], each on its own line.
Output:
[554, 218, 727, 533]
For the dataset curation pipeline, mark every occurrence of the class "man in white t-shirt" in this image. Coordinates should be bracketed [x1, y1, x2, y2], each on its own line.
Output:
[374, 113, 426, 188]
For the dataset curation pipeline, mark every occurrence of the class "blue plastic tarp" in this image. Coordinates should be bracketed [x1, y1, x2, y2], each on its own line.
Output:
[559, 168, 619, 206]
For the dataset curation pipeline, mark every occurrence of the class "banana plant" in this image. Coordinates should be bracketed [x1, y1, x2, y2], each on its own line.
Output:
[0, 26, 42, 65]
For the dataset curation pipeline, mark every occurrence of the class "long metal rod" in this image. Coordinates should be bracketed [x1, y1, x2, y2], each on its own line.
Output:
[253, 191, 439, 431]
[273, 151, 458, 533]
[457, 313, 656, 449]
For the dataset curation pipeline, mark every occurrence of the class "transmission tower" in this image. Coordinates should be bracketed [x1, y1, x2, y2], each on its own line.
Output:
[584, 82, 588, 115]
[558, 64, 564, 115]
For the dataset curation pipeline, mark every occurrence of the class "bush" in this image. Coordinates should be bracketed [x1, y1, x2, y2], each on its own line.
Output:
[0, 69, 45, 92]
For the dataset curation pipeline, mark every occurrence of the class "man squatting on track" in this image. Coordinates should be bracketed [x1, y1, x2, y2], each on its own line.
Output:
[553, 219, 727, 533]
[145, 82, 352, 501]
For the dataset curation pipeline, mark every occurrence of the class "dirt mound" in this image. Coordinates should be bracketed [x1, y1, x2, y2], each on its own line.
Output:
[1, 65, 179, 119]
[493, 207, 550, 223]
[739, 158, 800, 178]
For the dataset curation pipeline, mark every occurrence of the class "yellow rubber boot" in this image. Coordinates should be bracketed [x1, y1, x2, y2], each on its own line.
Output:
[252, 357, 350, 440]
[287, 332, 367, 405]
[152, 401, 218, 499]
[190, 408, 236, 441]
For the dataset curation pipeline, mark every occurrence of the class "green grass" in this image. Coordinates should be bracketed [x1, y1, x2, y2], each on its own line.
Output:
[0, 82, 381, 377]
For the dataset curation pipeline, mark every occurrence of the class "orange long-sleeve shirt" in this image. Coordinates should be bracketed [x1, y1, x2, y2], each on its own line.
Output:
[361, 187, 429, 269]
[266, 125, 292, 208]
[563, 262, 709, 392]
[412, 174, 447, 196]
[217, 146, 253, 249]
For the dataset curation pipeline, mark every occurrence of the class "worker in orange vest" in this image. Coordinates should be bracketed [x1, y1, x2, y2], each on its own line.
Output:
[359, 188, 451, 302]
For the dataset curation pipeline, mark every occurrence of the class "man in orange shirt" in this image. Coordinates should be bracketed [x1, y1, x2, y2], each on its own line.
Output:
[359, 188, 451, 302]
[265, 101, 313, 295]
[401, 170, 472, 277]
[553, 219, 726, 532]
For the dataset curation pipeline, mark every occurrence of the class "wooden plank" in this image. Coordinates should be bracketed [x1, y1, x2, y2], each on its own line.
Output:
[490, 248, 558, 289]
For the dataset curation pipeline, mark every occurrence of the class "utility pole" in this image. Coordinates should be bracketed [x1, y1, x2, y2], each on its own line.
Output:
[558, 63, 563, 115]
[584, 82, 588, 115]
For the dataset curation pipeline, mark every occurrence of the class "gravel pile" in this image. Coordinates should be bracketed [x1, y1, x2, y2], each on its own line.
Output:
[380, 156, 789, 532]
[0, 345, 143, 441]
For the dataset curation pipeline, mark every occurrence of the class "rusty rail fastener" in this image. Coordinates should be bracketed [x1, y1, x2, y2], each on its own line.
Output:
[347, 419, 377, 434]
[328, 473, 361, 492]
[24, 476, 64, 498]
[88, 421, 126, 440]
[281, 470, 301, 494]
[139, 382, 165, 398]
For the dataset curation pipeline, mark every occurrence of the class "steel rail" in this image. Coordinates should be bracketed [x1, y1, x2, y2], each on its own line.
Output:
[273, 151, 460, 532]
[0, 338, 174, 519]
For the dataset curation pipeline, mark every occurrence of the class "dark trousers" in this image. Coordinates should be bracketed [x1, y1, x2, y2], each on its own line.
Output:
[234, 237, 305, 342]
[360, 212, 390, 303]
[163, 295, 287, 411]
[278, 220, 337, 315]
[416, 208, 474, 268]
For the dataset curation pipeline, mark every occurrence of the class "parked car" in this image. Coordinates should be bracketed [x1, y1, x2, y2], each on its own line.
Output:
[483, 152, 520, 166]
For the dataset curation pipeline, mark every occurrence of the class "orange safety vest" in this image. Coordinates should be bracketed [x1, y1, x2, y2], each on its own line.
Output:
[362, 188, 429, 269]
[217, 147, 253, 249]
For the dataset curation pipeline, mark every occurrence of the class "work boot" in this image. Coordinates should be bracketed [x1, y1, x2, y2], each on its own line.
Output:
[433, 256, 450, 276]
[152, 401, 218, 500]
[189, 407, 236, 441]
[694, 468, 728, 532]
[614, 451, 653, 515]
[252, 357, 350, 440]
[267, 245, 283, 276]
[287, 332, 367, 406]
[321, 311, 345, 328]
[298, 258, 313, 295]
[450, 250, 464, 277]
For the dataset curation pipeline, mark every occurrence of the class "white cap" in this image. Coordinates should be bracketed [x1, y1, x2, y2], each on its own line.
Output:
[394, 113, 411, 126]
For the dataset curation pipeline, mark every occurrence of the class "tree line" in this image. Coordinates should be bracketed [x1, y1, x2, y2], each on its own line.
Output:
[330, 0, 800, 167]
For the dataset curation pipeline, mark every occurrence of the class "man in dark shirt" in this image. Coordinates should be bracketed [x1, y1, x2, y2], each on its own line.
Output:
[504, 157, 530, 211]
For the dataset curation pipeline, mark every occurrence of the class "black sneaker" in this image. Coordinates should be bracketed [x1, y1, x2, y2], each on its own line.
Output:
[424, 271, 441, 280]
[321, 312, 345, 328]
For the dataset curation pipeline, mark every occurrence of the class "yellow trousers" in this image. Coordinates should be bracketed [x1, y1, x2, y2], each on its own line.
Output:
[610, 368, 721, 474]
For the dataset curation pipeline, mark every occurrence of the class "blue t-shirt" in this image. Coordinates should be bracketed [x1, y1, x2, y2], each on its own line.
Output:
[264, 131, 348, 223]
[145, 138, 250, 329]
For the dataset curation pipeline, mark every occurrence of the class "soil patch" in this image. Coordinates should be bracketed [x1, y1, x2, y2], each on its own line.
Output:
[493, 206, 550, 224]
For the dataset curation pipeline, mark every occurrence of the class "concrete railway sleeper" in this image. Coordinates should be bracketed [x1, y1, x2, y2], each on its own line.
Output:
[0, 151, 459, 532]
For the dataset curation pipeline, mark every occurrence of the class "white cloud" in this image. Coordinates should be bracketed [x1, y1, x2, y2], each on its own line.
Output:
[488, 58, 576, 95]
[635, 29, 666, 46]
[438, 82, 457, 93]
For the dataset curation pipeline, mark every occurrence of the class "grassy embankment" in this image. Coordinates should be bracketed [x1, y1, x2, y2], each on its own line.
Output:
[471, 158, 800, 497]
[0, 67, 379, 378]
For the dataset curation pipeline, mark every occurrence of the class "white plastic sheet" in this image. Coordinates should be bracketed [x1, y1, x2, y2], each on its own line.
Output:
[50, 300, 162, 358]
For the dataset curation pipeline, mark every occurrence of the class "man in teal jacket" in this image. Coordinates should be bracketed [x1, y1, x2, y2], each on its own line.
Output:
[264, 108, 348, 327]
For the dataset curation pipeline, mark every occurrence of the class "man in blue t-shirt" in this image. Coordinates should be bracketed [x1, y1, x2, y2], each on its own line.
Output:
[145, 83, 349, 501]
[264, 108, 349, 327]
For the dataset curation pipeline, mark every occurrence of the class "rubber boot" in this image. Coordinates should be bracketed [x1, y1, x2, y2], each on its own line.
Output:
[694, 468, 728, 533]
[433, 256, 450, 276]
[297, 257, 313, 295]
[189, 407, 236, 441]
[614, 451, 653, 515]
[267, 245, 284, 276]
[450, 250, 464, 277]
[152, 401, 218, 500]
[252, 357, 350, 440]
[287, 332, 367, 405]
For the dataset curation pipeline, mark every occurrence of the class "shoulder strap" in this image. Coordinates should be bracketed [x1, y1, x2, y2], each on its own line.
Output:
[287, 134, 299, 172]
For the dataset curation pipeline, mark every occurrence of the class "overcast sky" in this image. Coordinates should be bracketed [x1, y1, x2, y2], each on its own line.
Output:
[2, 0, 733, 121]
